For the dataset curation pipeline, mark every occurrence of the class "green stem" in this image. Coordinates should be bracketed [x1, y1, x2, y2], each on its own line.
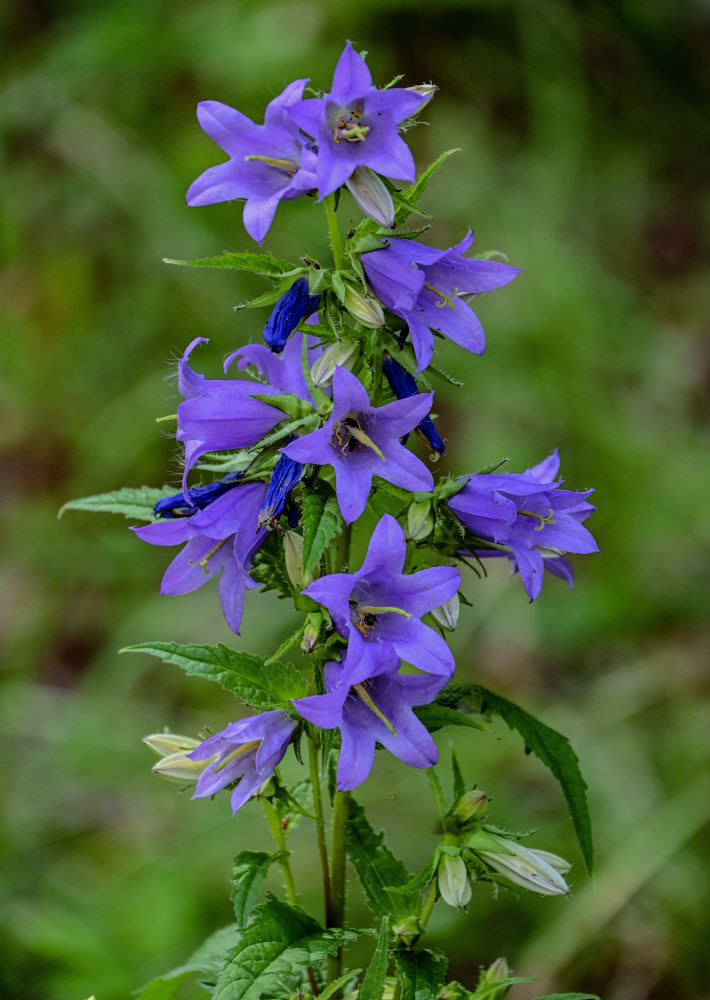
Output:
[327, 789, 351, 983]
[419, 877, 438, 931]
[324, 194, 345, 270]
[263, 797, 299, 906]
[308, 734, 333, 926]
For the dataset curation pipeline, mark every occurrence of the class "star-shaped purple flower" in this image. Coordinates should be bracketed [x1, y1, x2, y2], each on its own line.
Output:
[361, 232, 521, 372]
[302, 513, 460, 676]
[289, 41, 426, 199]
[189, 710, 297, 813]
[281, 367, 434, 523]
[177, 333, 320, 493]
[132, 480, 267, 634]
[186, 79, 317, 243]
[448, 449, 598, 602]
[293, 645, 446, 791]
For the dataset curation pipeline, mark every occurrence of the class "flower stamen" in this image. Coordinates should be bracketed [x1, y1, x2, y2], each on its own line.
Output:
[517, 507, 556, 531]
[423, 283, 459, 309]
[352, 683, 398, 736]
[189, 537, 230, 573]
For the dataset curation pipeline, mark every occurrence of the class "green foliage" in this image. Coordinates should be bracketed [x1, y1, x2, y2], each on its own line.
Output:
[302, 484, 344, 578]
[213, 896, 355, 1000]
[346, 799, 420, 919]
[358, 916, 390, 1000]
[414, 703, 486, 734]
[163, 250, 302, 279]
[122, 642, 306, 709]
[134, 924, 239, 999]
[393, 149, 459, 227]
[58, 486, 171, 522]
[394, 948, 448, 1000]
[530, 995, 600, 1000]
[231, 852, 279, 927]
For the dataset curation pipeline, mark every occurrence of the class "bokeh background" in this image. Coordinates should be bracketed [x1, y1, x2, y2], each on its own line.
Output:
[2, 2, 710, 998]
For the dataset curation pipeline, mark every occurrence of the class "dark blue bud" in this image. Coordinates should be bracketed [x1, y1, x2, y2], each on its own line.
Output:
[264, 278, 321, 354]
[382, 354, 446, 456]
[154, 472, 243, 518]
[259, 453, 303, 524]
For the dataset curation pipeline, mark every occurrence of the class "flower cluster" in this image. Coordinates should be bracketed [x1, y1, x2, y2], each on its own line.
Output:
[133, 41, 598, 821]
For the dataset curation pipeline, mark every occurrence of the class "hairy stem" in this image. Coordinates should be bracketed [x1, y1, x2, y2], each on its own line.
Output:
[262, 797, 299, 906]
[324, 193, 345, 271]
[308, 734, 333, 926]
[327, 789, 351, 984]
[419, 877, 439, 931]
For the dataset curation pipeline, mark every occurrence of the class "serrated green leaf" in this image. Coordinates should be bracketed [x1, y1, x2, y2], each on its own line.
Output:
[302, 486, 344, 578]
[388, 852, 438, 895]
[163, 250, 301, 279]
[134, 923, 240, 999]
[394, 150, 460, 226]
[236, 279, 296, 311]
[121, 642, 306, 709]
[231, 852, 277, 927]
[59, 486, 172, 522]
[453, 685, 593, 876]
[358, 916, 390, 1000]
[250, 393, 313, 419]
[394, 948, 447, 1000]
[321, 971, 362, 1000]
[346, 799, 419, 919]
[427, 363, 464, 387]
[414, 704, 486, 734]
[214, 896, 354, 1000]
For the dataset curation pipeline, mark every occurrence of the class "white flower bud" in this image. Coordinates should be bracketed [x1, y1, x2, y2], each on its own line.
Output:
[438, 852, 472, 909]
[407, 83, 438, 112]
[283, 531, 309, 588]
[406, 500, 434, 541]
[342, 283, 385, 329]
[430, 592, 460, 632]
[471, 832, 570, 897]
[310, 339, 360, 388]
[345, 166, 395, 228]
[143, 733, 201, 758]
[151, 750, 210, 784]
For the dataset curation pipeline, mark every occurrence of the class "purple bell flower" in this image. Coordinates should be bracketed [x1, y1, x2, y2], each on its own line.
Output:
[258, 452, 303, 525]
[293, 644, 446, 791]
[263, 278, 321, 353]
[189, 710, 297, 813]
[132, 480, 268, 634]
[382, 353, 445, 455]
[281, 366, 434, 523]
[186, 79, 317, 243]
[361, 232, 521, 372]
[448, 449, 598, 602]
[289, 41, 426, 199]
[302, 513, 460, 676]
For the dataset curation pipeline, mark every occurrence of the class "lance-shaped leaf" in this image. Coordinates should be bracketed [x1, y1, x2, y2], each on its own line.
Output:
[358, 916, 390, 1000]
[59, 486, 173, 522]
[163, 250, 302, 280]
[393, 149, 460, 226]
[302, 485, 344, 578]
[214, 896, 355, 1000]
[121, 642, 306, 709]
[232, 851, 279, 927]
[414, 703, 487, 734]
[135, 923, 240, 999]
[346, 799, 419, 920]
[394, 948, 447, 1000]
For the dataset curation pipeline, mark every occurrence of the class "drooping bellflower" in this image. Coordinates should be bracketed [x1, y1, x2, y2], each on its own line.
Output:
[258, 452, 303, 525]
[189, 710, 297, 813]
[293, 645, 446, 791]
[362, 232, 520, 372]
[263, 278, 321, 353]
[281, 366, 434, 523]
[132, 480, 268, 634]
[290, 41, 426, 198]
[186, 79, 317, 243]
[447, 449, 598, 602]
[302, 513, 460, 676]
[382, 353, 445, 455]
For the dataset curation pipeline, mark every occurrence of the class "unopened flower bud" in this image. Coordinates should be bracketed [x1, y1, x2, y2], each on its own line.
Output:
[283, 531, 308, 588]
[152, 750, 211, 784]
[437, 852, 472, 909]
[301, 612, 322, 653]
[437, 983, 469, 1000]
[345, 166, 395, 228]
[430, 592, 460, 632]
[451, 788, 489, 828]
[469, 831, 570, 897]
[310, 339, 360, 388]
[532, 849, 572, 874]
[264, 277, 321, 353]
[406, 500, 434, 541]
[477, 958, 513, 1000]
[392, 915, 421, 948]
[143, 732, 201, 758]
[342, 283, 385, 329]
[407, 83, 438, 112]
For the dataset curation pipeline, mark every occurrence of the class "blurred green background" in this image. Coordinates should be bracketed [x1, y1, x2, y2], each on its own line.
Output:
[2, 1, 710, 998]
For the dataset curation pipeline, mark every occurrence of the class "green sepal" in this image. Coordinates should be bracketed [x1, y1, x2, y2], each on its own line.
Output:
[120, 642, 306, 709]
[58, 486, 173, 522]
[213, 896, 356, 1000]
[163, 250, 302, 279]
[249, 393, 314, 419]
[250, 413, 320, 454]
[427, 362, 464, 387]
[393, 149, 460, 227]
[394, 948, 447, 1000]
[134, 923, 239, 999]
[451, 748, 466, 801]
[358, 915, 390, 1000]
[346, 799, 420, 920]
